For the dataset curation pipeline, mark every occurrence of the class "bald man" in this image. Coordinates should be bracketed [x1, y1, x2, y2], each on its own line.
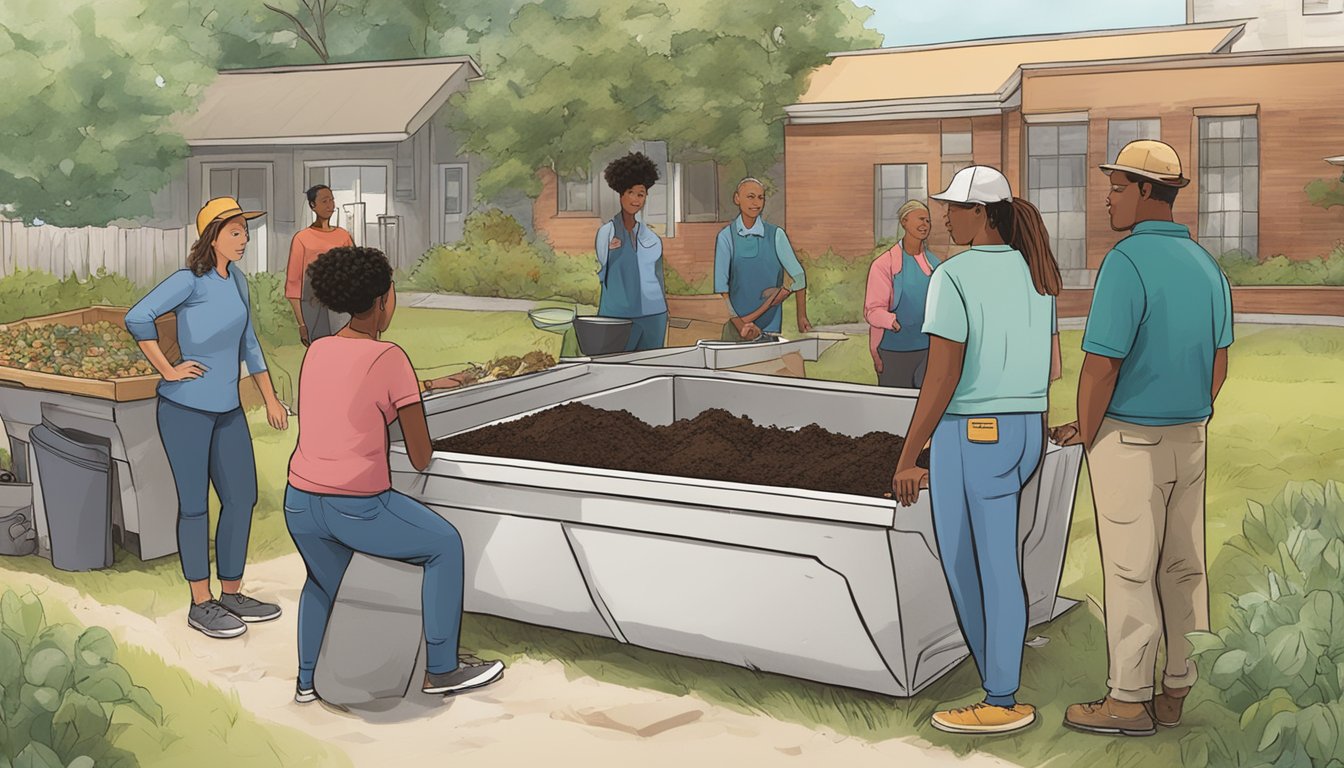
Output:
[713, 178, 811, 341]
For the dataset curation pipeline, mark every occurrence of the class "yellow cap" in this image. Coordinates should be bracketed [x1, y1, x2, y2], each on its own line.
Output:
[195, 196, 265, 237]
[1098, 140, 1189, 188]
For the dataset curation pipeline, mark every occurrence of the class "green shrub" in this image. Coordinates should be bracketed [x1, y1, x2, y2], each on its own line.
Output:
[0, 270, 142, 325]
[406, 210, 599, 305]
[797, 248, 874, 327]
[0, 588, 162, 768]
[664, 263, 712, 296]
[1185, 481, 1344, 768]
[244, 271, 293, 352]
[1218, 245, 1344, 286]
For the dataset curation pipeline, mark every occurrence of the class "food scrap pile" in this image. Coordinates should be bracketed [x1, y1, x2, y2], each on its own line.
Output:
[453, 351, 557, 386]
[0, 321, 154, 379]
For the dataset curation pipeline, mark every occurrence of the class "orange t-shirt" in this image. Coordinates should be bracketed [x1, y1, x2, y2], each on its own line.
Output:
[285, 227, 354, 300]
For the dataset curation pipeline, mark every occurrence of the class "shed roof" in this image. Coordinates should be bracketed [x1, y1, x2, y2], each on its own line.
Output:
[178, 57, 481, 146]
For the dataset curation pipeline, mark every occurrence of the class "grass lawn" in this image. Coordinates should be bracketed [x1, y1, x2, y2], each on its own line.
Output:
[1, 306, 1339, 767]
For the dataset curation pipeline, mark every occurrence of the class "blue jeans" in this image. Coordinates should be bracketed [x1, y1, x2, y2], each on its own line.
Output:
[283, 485, 465, 689]
[156, 397, 257, 583]
[929, 413, 1044, 707]
[624, 312, 668, 351]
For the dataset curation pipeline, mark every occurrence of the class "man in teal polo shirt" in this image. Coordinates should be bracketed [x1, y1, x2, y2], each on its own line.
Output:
[1056, 140, 1233, 737]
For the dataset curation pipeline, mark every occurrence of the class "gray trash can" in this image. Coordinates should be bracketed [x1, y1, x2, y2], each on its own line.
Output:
[0, 475, 36, 557]
[29, 420, 113, 571]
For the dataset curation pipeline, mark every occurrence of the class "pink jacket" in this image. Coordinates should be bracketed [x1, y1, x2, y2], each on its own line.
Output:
[865, 243, 935, 361]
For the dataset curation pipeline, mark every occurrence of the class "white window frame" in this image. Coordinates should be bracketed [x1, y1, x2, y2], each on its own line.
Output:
[1304, 0, 1343, 15]
[1026, 123, 1089, 275]
[557, 167, 596, 215]
[873, 163, 929, 244]
[676, 158, 720, 223]
[1198, 115, 1260, 258]
[1106, 118, 1162, 165]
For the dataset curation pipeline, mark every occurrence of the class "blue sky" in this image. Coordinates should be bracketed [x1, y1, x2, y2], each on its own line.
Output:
[861, 0, 1189, 47]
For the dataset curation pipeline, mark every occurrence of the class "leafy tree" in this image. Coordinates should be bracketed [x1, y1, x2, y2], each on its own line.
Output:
[0, 0, 218, 226]
[451, 0, 882, 198]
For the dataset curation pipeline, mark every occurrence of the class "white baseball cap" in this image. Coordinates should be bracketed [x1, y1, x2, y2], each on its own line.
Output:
[931, 166, 1013, 205]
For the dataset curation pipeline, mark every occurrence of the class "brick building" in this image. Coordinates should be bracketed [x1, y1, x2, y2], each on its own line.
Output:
[782, 21, 1344, 287]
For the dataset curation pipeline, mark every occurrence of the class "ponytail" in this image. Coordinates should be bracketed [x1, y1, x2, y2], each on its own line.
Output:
[985, 198, 1062, 297]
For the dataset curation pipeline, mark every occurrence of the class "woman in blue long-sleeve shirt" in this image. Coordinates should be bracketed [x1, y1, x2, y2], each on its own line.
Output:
[126, 196, 290, 639]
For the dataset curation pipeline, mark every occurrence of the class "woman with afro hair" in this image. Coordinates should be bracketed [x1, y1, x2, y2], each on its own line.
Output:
[595, 151, 667, 350]
[283, 245, 504, 704]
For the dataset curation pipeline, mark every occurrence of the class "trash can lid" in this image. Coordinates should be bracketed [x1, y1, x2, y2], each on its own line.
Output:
[29, 423, 110, 470]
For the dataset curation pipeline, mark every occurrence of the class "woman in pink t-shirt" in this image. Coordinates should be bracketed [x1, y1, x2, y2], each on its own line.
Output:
[285, 185, 355, 346]
[283, 245, 504, 704]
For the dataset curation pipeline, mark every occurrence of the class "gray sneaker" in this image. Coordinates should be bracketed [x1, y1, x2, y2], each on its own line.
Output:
[188, 600, 247, 639]
[295, 683, 317, 704]
[218, 591, 282, 623]
[423, 659, 505, 695]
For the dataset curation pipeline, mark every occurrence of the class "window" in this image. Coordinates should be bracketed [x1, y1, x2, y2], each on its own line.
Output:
[558, 170, 594, 213]
[680, 160, 719, 222]
[1027, 124, 1088, 272]
[1304, 0, 1343, 15]
[1199, 116, 1259, 258]
[442, 166, 464, 216]
[1107, 119, 1161, 164]
[941, 131, 973, 157]
[874, 164, 928, 243]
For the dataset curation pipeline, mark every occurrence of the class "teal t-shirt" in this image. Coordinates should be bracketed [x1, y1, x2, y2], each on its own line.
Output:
[1082, 220, 1234, 426]
[922, 245, 1055, 415]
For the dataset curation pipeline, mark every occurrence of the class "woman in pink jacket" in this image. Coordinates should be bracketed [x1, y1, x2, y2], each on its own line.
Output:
[865, 200, 940, 388]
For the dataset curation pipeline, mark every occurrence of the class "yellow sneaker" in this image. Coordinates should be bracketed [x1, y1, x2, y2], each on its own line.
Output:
[931, 702, 1037, 734]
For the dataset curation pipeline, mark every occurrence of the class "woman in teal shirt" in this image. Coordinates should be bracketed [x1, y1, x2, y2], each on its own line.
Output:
[890, 166, 1061, 736]
[595, 152, 666, 351]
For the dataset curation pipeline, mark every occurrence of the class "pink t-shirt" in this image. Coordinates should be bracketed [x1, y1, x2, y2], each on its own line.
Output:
[287, 335, 423, 496]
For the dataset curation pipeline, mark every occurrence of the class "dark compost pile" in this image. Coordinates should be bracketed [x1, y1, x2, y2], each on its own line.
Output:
[433, 402, 930, 499]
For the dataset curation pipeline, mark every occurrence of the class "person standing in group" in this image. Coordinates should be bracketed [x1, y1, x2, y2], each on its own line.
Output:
[125, 197, 289, 639]
[284, 245, 504, 704]
[595, 152, 668, 352]
[890, 165, 1061, 735]
[1054, 140, 1233, 737]
[285, 185, 355, 346]
[714, 178, 812, 342]
[865, 199, 941, 387]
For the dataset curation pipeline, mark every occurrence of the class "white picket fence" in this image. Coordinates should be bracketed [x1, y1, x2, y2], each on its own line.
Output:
[0, 218, 188, 286]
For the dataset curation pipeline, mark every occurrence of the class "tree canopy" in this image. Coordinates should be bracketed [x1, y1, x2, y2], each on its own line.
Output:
[0, 0, 880, 223]
[452, 0, 882, 198]
[0, 0, 217, 226]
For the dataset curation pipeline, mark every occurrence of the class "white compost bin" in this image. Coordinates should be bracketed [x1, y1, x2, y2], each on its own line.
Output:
[313, 364, 1082, 706]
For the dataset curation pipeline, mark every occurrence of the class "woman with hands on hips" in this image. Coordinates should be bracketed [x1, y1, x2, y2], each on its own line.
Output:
[125, 196, 288, 641]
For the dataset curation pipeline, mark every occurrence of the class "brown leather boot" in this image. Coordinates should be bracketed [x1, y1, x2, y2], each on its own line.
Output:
[1152, 686, 1190, 727]
[1064, 696, 1156, 736]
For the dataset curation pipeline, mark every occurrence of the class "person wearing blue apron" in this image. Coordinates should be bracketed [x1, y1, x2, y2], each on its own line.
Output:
[865, 200, 941, 387]
[595, 152, 667, 351]
[714, 178, 810, 341]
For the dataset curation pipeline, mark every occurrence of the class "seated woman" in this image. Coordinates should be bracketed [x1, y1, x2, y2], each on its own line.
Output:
[284, 245, 504, 703]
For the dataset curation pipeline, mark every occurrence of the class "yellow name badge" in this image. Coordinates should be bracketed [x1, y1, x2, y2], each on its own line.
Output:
[967, 418, 1000, 444]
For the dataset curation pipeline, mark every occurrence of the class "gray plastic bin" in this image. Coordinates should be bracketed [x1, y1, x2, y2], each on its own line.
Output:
[29, 421, 113, 571]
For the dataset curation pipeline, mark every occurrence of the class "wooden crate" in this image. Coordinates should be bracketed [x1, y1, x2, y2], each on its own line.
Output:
[0, 306, 178, 402]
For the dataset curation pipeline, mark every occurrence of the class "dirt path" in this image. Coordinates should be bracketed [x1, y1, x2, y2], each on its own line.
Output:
[24, 555, 1016, 768]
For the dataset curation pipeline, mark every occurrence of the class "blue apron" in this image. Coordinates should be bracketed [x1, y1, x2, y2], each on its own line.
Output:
[598, 219, 646, 319]
[727, 221, 786, 334]
[879, 249, 940, 352]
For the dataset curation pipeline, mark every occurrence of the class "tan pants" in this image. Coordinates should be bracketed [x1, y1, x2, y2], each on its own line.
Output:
[1087, 417, 1210, 703]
